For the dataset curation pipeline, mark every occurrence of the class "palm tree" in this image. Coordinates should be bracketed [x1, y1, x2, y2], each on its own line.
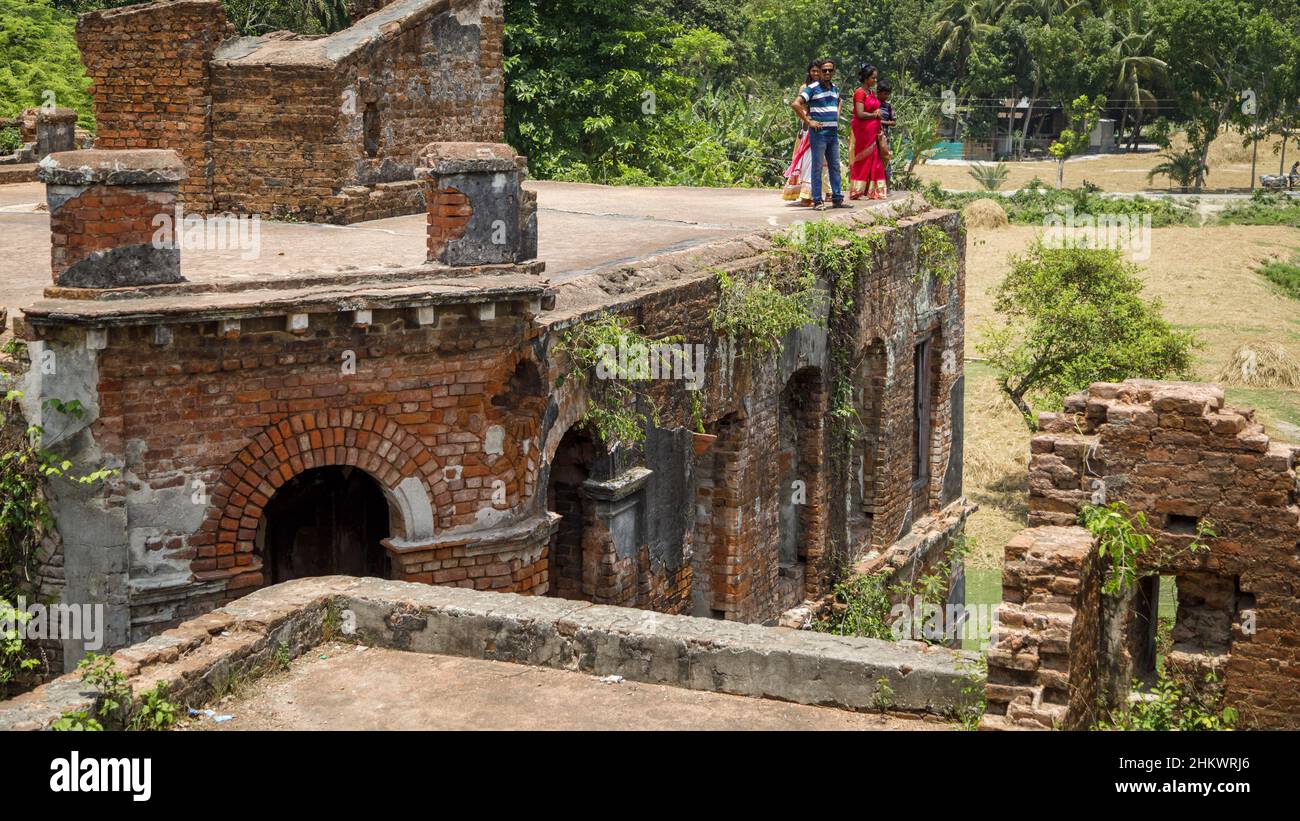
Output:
[1147, 148, 1207, 191]
[1007, 0, 1092, 158]
[933, 0, 1008, 86]
[1110, 6, 1167, 151]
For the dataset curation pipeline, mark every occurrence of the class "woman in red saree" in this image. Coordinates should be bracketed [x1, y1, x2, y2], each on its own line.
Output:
[848, 65, 887, 200]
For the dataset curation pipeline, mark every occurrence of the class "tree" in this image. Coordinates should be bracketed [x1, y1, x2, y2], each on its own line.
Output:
[978, 240, 1198, 427]
[1152, 0, 1256, 190]
[1048, 94, 1103, 187]
[1109, 1, 1167, 151]
[504, 0, 694, 181]
[1146, 147, 1206, 190]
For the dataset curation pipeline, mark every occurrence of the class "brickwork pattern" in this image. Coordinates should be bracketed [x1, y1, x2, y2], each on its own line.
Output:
[988, 380, 1300, 729]
[76, 1, 229, 211]
[46, 184, 178, 286]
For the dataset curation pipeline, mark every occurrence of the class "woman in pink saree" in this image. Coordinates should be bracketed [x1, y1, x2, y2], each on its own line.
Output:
[782, 61, 823, 205]
[848, 64, 886, 200]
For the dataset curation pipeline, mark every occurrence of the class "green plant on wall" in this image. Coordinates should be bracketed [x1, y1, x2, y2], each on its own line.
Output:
[555, 313, 670, 449]
[52, 654, 178, 731]
[1, 391, 116, 601]
[710, 266, 825, 357]
[916, 224, 957, 285]
[1095, 670, 1237, 731]
[1081, 501, 1215, 596]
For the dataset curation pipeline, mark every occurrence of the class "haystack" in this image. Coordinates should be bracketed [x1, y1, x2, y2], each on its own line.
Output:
[1215, 342, 1300, 388]
[962, 198, 1009, 229]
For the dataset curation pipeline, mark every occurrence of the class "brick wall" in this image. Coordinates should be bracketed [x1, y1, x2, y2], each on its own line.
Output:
[981, 525, 1103, 730]
[209, 0, 505, 222]
[541, 209, 968, 624]
[987, 380, 1300, 729]
[76, 0, 505, 223]
[76, 0, 230, 212]
[25, 199, 968, 655]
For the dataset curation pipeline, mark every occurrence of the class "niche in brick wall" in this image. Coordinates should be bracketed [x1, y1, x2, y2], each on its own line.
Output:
[545, 427, 596, 600]
[363, 102, 381, 158]
[849, 341, 886, 551]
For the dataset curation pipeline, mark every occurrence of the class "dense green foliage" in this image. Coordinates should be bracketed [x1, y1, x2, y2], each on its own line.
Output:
[0, 0, 93, 126]
[9, 0, 1299, 189]
[978, 240, 1198, 425]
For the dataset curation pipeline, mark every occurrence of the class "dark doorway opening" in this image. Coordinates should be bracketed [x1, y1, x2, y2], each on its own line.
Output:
[261, 466, 391, 583]
[546, 427, 595, 599]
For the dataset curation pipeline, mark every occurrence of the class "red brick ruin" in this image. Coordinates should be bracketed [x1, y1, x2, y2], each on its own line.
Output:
[984, 381, 1300, 729]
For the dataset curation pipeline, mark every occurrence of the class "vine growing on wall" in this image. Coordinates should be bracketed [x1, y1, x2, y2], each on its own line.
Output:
[1080, 501, 1216, 596]
[916, 224, 958, 285]
[1, 389, 116, 694]
[554, 313, 670, 449]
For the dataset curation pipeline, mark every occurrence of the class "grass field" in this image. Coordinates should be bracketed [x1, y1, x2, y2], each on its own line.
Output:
[961, 222, 1300, 568]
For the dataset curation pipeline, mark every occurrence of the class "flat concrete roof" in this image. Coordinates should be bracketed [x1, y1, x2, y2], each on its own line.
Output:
[189, 642, 947, 731]
[0, 180, 896, 329]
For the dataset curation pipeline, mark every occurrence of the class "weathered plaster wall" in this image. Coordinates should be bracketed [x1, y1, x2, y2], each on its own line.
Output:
[23, 197, 967, 667]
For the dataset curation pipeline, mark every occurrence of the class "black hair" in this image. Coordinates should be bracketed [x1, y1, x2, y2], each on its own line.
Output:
[878, 82, 893, 95]
[859, 64, 877, 83]
[804, 59, 821, 85]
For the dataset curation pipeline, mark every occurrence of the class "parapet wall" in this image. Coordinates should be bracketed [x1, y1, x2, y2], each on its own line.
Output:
[0, 576, 980, 729]
[985, 380, 1300, 729]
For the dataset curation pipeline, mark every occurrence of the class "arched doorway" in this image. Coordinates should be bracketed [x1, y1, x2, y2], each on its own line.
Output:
[545, 426, 596, 599]
[259, 466, 392, 583]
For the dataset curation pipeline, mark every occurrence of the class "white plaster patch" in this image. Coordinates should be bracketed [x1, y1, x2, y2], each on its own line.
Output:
[484, 425, 505, 456]
[474, 505, 510, 527]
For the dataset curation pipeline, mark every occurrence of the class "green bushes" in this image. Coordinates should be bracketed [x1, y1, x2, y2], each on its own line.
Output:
[924, 183, 1198, 227]
[0, 0, 94, 128]
[978, 240, 1199, 426]
[1216, 192, 1300, 228]
[1256, 256, 1300, 300]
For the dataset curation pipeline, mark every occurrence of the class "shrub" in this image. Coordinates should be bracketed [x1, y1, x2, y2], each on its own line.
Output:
[978, 241, 1199, 426]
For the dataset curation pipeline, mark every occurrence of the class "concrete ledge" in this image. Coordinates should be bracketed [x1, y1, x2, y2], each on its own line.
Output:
[0, 576, 982, 730]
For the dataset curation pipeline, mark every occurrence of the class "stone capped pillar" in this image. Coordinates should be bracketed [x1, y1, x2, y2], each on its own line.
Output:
[34, 108, 78, 159]
[37, 148, 187, 288]
[417, 141, 538, 268]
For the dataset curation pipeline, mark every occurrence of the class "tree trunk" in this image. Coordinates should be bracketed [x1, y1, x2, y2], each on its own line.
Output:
[1019, 78, 1040, 159]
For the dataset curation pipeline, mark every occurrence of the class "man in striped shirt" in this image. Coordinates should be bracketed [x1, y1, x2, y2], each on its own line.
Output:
[792, 58, 848, 209]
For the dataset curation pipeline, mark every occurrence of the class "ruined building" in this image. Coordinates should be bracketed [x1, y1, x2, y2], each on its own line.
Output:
[76, 0, 504, 223]
[983, 381, 1300, 730]
[7, 0, 968, 676]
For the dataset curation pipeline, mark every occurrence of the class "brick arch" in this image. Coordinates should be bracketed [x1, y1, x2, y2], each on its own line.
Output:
[203, 411, 438, 558]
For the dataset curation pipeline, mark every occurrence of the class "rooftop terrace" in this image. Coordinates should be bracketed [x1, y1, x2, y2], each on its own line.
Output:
[0, 179, 900, 329]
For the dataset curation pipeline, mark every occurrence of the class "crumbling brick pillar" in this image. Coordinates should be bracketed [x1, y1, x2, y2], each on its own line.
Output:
[38, 149, 186, 288]
[76, 0, 230, 212]
[417, 142, 538, 268]
[980, 525, 1103, 730]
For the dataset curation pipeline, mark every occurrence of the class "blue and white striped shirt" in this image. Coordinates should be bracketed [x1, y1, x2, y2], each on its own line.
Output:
[800, 82, 840, 127]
